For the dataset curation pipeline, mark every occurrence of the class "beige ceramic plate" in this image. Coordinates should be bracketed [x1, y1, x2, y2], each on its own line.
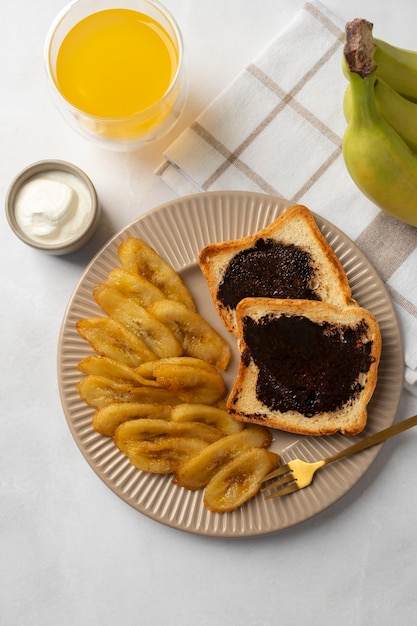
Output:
[58, 191, 404, 537]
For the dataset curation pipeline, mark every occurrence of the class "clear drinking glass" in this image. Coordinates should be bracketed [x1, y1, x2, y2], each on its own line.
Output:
[44, 0, 186, 151]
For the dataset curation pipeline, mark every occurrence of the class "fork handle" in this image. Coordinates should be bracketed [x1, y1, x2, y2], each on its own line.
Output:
[323, 414, 417, 466]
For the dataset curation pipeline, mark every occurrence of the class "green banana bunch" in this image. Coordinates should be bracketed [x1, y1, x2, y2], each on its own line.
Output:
[342, 19, 417, 227]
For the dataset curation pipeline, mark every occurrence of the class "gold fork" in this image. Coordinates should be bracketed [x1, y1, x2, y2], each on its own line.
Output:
[262, 414, 417, 498]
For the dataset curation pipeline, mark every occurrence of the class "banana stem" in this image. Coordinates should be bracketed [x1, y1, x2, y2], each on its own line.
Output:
[344, 18, 377, 77]
[344, 18, 380, 126]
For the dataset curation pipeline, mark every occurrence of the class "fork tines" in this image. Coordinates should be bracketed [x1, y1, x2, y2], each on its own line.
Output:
[261, 464, 300, 498]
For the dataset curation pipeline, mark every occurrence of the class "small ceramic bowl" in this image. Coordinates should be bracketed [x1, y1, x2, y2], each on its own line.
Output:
[5, 159, 100, 255]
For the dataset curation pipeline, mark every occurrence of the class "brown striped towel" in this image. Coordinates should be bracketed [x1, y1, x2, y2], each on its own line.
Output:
[156, 0, 417, 396]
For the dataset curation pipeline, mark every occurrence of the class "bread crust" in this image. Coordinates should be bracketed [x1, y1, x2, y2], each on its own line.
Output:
[198, 205, 354, 336]
[227, 298, 382, 436]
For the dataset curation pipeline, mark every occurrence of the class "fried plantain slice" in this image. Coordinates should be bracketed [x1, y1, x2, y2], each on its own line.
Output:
[76, 317, 157, 366]
[175, 426, 273, 491]
[94, 285, 183, 359]
[122, 438, 209, 474]
[152, 361, 227, 405]
[105, 268, 166, 308]
[148, 299, 231, 370]
[170, 403, 244, 435]
[92, 402, 172, 437]
[203, 448, 280, 513]
[77, 355, 161, 387]
[114, 418, 223, 454]
[117, 237, 196, 310]
[76, 375, 181, 410]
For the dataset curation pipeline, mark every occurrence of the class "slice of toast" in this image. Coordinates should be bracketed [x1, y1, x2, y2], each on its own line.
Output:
[198, 205, 354, 336]
[227, 298, 381, 436]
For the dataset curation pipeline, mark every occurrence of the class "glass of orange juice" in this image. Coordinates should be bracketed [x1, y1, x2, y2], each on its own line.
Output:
[45, 0, 186, 150]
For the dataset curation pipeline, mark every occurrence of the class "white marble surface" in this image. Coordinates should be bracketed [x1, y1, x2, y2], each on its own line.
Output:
[1, 1, 417, 624]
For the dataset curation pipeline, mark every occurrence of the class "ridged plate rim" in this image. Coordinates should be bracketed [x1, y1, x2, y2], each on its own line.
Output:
[57, 190, 404, 537]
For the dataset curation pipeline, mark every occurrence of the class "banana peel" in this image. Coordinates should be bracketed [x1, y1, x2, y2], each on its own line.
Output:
[343, 78, 417, 155]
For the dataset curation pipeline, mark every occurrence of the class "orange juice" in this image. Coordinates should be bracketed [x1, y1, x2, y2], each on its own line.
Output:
[55, 8, 179, 119]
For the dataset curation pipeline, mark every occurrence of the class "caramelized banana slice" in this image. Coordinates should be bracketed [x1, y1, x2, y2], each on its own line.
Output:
[135, 357, 218, 382]
[76, 375, 181, 410]
[153, 361, 227, 405]
[175, 426, 273, 490]
[203, 448, 280, 513]
[76, 317, 157, 366]
[134, 358, 225, 403]
[114, 418, 222, 453]
[77, 355, 160, 387]
[105, 268, 166, 308]
[92, 402, 172, 437]
[148, 299, 231, 370]
[118, 237, 196, 310]
[123, 438, 209, 474]
[94, 285, 183, 359]
[170, 404, 244, 435]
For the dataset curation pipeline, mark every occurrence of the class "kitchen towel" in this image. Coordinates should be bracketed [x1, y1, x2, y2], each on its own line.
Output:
[156, 0, 417, 396]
